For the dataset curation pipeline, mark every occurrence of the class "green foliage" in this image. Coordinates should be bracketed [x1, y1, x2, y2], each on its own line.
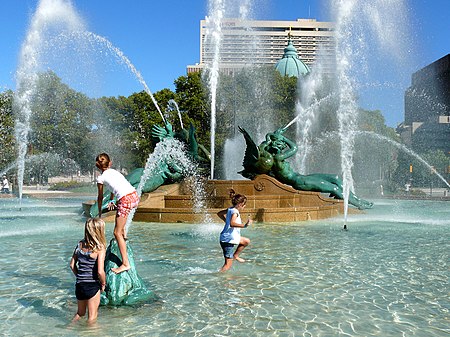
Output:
[126, 90, 172, 165]
[0, 90, 16, 170]
[30, 71, 93, 171]
[394, 149, 450, 188]
[48, 180, 93, 191]
[90, 95, 137, 168]
[3, 67, 441, 192]
[174, 72, 209, 149]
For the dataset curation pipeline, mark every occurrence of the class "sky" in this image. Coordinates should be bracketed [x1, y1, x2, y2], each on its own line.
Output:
[0, 0, 449, 127]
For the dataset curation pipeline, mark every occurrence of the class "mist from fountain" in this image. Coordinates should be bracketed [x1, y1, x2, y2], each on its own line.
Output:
[205, 0, 258, 180]
[14, 0, 84, 201]
[13, 0, 167, 203]
[356, 131, 450, 189]
[293, 0, 411, 223]
[125, 137, 213, 232]
[285, 89, 336, 174]
[204, 0, 225, 180]
[305, 130, 450, 190]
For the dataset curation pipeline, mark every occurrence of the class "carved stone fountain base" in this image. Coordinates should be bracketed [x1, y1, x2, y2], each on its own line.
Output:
[84, 175, 354, 223]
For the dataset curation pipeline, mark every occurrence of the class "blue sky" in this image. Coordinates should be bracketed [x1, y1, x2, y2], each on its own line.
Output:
[0, 0, 449, 127]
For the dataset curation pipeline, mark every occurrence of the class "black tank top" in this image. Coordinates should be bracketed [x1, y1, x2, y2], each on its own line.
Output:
[75, 241, 98, 283]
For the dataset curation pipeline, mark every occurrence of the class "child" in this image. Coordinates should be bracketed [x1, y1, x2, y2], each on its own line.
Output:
[96, 153, 139, 274]
[70, 218, 106, 324]
[218, 191, 252, 272]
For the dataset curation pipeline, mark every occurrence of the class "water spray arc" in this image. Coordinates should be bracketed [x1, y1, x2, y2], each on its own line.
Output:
[13, 0, 166, 202]
[81, 31, 166, 124]
[167, 99, 184, 129]
[204, 0, 225, 179]
[14, 0, 84, 201]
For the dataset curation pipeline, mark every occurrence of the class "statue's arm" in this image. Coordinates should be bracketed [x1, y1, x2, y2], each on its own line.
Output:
[277, 135, 297, 161]
[152, 122, 175, 141]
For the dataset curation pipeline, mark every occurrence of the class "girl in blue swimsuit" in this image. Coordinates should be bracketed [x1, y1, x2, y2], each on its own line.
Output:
[70, 218, 106, 324]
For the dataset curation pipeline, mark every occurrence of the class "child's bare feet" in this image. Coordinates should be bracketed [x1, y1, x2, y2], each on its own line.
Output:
[234, 256, 245, 263]
[111, 264, 131, 274]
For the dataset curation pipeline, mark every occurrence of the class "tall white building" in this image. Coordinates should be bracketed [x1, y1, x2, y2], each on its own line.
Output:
[187, 18, 335, 74]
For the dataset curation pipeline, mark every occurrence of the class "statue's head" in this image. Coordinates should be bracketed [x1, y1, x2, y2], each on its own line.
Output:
[268, 134, 287, 153]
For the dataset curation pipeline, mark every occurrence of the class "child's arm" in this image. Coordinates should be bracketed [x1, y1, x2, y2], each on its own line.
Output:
[70, 251, 78, 276]
[230, 214, 252, 228]
[96, 249, 107, 292]
[97, 183, 104, 217]
[217, 209, 227, 222]
[107, 192, 116, 211]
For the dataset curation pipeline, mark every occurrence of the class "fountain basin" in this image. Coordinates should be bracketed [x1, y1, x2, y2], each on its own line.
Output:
[83, 175, 356, 222]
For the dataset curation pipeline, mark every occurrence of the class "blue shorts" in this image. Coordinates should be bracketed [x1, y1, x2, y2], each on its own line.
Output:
[220, 241, 235, 259]
[75, 282, 101, 300]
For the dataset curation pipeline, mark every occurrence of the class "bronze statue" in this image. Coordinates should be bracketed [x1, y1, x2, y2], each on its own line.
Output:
[239, 126, 373, 210]
[152, 122, 210, 163]
[90, 121, 209, 217]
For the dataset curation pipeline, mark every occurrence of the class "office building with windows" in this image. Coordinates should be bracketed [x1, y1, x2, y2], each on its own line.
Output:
[397, 54, 450, 154]
[187, 18, 335, 74]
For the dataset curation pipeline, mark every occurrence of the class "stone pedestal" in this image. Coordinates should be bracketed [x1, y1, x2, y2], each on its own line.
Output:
[128, 175, 351, 223]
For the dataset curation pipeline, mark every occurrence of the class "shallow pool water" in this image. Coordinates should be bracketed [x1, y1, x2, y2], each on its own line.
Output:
[0, 197, 448, 336]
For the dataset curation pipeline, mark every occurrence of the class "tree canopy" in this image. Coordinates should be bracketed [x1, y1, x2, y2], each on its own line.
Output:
[1, 68, 440, 193]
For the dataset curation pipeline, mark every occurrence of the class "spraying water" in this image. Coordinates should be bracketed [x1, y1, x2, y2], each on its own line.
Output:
[80, 31, 165, 123]
[356, 131, 450, 189]
[327, 0, 410, 226]
[13, 0, 166, 202]
[125, 138, 212, 232]
[167, 99, 184, 129]
[285, 90, 336, 174]
[332, 0, 360, 224]
[204, 0, 225, 179]
[14, 0, 84, 201]
[307, 129, 450, 189]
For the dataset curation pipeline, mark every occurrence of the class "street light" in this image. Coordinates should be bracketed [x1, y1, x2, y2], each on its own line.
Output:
[430, 166, 436, 197]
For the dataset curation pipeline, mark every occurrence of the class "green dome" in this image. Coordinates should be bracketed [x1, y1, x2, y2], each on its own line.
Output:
[275, 39, 310, 77]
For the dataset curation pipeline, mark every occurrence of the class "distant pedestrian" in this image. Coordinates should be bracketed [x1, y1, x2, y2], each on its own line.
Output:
[1, 175, 10, 193]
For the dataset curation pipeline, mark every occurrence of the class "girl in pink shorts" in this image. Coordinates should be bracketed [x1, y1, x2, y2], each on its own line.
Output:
[96, 153, 140, 274]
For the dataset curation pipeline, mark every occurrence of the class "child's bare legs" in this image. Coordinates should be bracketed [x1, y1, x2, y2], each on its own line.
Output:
[86, 291, 100, 324]
[72, 300, 87, 323]
[233, 236, 250, 262]
[220, 257, 234, 272]
[112, 216, 130, 274]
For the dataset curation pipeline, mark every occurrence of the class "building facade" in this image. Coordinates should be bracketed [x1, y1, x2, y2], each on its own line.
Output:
[187, 18, 335, 74]
[398, 54, 450, 154]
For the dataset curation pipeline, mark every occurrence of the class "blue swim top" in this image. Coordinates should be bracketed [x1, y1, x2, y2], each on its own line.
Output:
[75, 240, 98, 283]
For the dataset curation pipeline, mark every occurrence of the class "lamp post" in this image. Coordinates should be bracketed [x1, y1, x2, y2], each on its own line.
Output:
[430, 166, 436, 197]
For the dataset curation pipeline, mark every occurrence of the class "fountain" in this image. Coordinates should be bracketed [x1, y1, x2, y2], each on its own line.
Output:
[1, 0, 449, 335]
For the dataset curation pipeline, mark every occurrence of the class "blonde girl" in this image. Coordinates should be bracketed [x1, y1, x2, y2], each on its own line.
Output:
[70, 218, 106, 324]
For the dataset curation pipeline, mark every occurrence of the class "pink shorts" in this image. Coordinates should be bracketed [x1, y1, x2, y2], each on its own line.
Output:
[116, 191, 140, 218]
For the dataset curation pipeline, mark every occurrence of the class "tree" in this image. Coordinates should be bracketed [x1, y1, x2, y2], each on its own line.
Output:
[174, 72, 209, 147]
[30, 71, 93, 172]
[91, 95, 137, 170]
[0, 90, 16, 172]
[125, 89, 178, 165]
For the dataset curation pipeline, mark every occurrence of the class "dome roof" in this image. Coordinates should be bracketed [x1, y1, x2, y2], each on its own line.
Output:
[275, 39, 310, 78]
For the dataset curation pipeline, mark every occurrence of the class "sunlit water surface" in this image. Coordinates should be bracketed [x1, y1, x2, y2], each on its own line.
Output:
[0, 197, 448, 336]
